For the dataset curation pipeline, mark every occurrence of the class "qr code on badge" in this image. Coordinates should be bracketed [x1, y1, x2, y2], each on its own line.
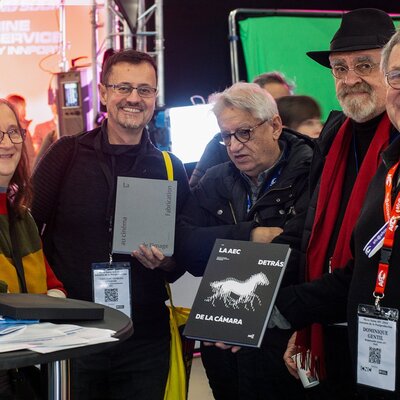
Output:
[369, 347, 381, 364]
[104, 288, 118, 302]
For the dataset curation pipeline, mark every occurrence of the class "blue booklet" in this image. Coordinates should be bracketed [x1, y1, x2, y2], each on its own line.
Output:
[0, 316, 39, 324]
[0, 316, 39, 335]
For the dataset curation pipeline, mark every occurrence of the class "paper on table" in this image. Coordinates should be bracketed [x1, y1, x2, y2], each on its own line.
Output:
[0, 322, 117, 354]
[0, 324, 26, 336]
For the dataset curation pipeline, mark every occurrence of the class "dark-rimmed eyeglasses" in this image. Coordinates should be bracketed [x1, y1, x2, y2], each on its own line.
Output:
[331, 62, 379, 80]
[105, 83, 157, 98]
[386, 70, 400, 90]
[0, 128, 26, 144]
[219, 120, 268, 146]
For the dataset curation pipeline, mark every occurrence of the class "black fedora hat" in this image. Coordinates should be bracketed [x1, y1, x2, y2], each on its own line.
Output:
[307, 8, 396, 68]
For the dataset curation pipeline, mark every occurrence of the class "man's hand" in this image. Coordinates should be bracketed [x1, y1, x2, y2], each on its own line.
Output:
[250, 227, 283, 243]
[203, 341, 241, 353]
[283, 332, 300, 379]
[132, 245, 176, 271]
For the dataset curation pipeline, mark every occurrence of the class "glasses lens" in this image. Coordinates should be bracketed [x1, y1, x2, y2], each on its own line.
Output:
[137, 86, 156, 98]
[115, 85, 133, 95]
[332, 65, 347, 79]
[387, 70, 400, 89]
[235, 129, 251, 143]
[7, 129, 24, 143]
[354, 63, 374, 76]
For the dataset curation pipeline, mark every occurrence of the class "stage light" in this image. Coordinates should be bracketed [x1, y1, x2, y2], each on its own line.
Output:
[114, 0, 139, 33]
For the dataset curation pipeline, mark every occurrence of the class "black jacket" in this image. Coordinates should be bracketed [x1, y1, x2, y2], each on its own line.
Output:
[298, 111, 346, 278]
[31, 122, 190, 337]
[347, 135, 400, 397]
[176, 128, 313, 287]
[189, 133, 230, 188]
[276, 111, 391, 327]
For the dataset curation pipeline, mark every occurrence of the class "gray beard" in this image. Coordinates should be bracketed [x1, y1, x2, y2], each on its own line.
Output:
[340, 97, 377, 123]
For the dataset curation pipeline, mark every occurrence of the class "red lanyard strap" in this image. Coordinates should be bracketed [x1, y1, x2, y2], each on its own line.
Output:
[374, 162, 400, 307]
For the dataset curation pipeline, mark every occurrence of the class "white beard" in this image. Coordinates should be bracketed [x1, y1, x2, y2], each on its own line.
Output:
[339, 95, 377, 123]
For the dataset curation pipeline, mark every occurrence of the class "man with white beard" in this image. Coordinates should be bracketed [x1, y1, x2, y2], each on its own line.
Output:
[278, 8, 399, 400]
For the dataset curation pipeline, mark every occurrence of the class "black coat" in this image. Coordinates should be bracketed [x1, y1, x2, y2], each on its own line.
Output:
[276, 126, 400, 397]
[298, 111, 346, 277]
[189, 133, 230, 188]
[32, 122, 190, 338]
[348, 135, 400, 398]
[175, 128, 313, 288]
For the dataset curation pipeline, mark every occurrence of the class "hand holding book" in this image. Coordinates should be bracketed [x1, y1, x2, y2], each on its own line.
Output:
[132, 244, 176, 272]
[203, 341, 241, 353]
[250, 227, 283, 243]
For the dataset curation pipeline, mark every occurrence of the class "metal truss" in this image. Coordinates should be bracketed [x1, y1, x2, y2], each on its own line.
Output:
[103, 0, 165, 107]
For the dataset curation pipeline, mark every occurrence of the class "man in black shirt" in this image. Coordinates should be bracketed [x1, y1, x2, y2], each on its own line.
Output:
[31, 50, 189, 399]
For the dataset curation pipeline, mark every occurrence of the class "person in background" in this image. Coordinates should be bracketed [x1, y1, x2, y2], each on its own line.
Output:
[5, 94, 36, 173]
[176, 82, 313, 399]
[31, 49, 190, 400]
[33, 102, 58, 153]
[189, 71, 295, 188]
[253, 71, 295, 99]
[0, 98, 65, 399]
[276, 95, 323, 139]
[275, 8, 397, 400]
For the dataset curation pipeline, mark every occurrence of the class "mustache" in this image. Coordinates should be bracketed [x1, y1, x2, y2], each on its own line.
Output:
[337, 82, 373, 98]
[117, 101, 145, 110]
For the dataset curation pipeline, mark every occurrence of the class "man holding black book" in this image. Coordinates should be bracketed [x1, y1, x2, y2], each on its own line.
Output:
[31, 49, 190, 399]
[176, 81, 313, 399]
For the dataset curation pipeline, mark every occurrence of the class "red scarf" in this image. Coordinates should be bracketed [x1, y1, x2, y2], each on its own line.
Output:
[296, 113, 391, 378]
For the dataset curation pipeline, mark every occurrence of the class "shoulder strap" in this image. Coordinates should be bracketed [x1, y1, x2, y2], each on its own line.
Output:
[40, 136, 79, 238]
[162, 151, 174, 181]
[8, 207, 28, 293]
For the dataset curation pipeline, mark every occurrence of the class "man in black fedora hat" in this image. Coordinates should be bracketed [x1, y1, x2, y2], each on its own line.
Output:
[271, 8, 399, 400]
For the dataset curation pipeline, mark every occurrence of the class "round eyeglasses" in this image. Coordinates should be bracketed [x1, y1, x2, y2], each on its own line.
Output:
[219, 120, 268, 146]
[331, 62, 379, 80]
[386, 70, 400, 90]
[105, 83, 157, 98]
[0, 128, 26, 144]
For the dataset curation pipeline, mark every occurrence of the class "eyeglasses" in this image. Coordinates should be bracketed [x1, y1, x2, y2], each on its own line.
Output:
[0, 128, 26, 144]
[219, 120, 268, 146]
[386, 70, 400, 90]
[331, 62, 379, 80]
[105, 83, 157, 98]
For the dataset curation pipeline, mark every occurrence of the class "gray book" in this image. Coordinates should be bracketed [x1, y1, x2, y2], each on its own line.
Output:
[112, 177, 177, 256]
[183, 239, 290, 347]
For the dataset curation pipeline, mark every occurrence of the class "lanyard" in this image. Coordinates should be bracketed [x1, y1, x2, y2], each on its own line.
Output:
[374, 161, 400, 309]
[247, 166, 282, 212]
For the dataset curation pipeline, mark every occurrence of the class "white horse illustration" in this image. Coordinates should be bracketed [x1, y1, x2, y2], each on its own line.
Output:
[205, 272, 269, 311]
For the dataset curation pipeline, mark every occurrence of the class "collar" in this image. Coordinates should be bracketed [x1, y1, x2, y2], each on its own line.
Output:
[382, 130, 400, 168]
[100, 119, 152, 156]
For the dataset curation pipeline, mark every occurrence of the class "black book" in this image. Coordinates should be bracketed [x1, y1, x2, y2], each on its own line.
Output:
[183, 239, 290, 347]
[0, 294, 104, 321]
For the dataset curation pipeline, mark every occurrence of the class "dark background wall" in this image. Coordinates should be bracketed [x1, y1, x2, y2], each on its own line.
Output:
[163, 0, 400, 108]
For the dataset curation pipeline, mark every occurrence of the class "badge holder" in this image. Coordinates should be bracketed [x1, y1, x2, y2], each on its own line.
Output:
[357, 304, 398, 392]
[92, 254, 132, 317]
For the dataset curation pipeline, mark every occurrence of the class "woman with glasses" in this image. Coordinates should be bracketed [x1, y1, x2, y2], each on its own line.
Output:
[0, 99, 65, 398]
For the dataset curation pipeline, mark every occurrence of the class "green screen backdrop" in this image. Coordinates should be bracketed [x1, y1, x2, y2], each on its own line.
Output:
[239, 15, 400, 121]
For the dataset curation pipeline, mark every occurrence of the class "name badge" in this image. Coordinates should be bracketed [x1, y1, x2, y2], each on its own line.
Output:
[357, 304, 398, 391]
[92, 262, 131, 318]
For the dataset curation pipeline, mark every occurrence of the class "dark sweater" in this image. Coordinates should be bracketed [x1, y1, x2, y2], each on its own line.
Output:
[32, 122, 190, 337]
